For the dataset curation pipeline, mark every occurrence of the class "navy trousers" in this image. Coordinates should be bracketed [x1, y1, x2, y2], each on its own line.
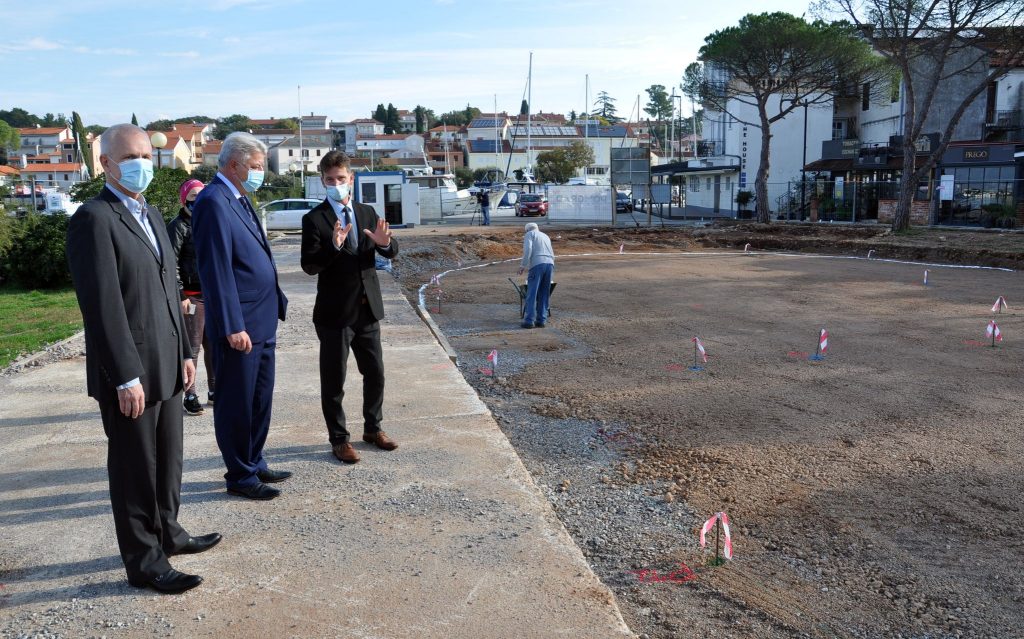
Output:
[212, 338, 275, 489]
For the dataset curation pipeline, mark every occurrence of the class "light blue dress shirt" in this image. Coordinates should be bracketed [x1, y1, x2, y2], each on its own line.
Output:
[105, 184, 161, 390]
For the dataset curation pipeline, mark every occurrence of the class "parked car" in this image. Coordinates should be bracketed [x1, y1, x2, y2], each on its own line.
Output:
[259, 198, 322, 230]
[515, 193, 549, 217]
[616, 191, 633, 213]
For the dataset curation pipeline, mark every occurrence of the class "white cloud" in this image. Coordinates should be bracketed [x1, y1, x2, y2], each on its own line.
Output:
[0, 37, 63, 53]
[159, 51, 201, 59]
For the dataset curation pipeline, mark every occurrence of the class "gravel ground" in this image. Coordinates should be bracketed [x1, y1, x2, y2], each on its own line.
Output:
[395, 225, 1024, 639]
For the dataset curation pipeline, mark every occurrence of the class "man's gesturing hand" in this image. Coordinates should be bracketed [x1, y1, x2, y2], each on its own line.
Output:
[118, 385, 145, 419]
[228, 330, 252, 354]
[333, 219, 352, 249]
[363, 218, 392, 247]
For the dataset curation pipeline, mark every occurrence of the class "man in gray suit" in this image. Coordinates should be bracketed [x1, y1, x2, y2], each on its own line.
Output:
[67, 123, 221, 594]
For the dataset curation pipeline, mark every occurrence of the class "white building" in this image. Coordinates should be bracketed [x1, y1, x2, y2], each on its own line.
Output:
[268, 133, 333, 174]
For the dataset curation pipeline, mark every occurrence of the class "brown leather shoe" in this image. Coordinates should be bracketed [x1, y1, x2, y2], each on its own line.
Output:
[332, 442, 360, 464]
[363, 431, 398, 451]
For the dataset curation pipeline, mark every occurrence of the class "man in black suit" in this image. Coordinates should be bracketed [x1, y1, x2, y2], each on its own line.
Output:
[66, 123, 221, 594]
[301, 151, 398, 464]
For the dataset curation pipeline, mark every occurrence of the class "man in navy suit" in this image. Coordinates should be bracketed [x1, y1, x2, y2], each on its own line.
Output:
[192, 132, 290, 500]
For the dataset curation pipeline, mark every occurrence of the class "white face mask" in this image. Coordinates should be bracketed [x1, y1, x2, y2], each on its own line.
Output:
[326, 183, 351, 203]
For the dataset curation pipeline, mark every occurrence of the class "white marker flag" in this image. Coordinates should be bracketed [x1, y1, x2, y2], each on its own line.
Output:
[487, 349, 498, 366]
[692, 336, 707, 363]
[819, 329, 829, 355]
[619, 244, 624, 254]
[987, 321, 1003, 342]
[992, 296, 1008, 313]
[699, 512, 733, 560]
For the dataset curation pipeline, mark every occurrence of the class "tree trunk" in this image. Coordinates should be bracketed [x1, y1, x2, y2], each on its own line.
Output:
[755, 110, 773, 224]
[893, 142, 917, 231]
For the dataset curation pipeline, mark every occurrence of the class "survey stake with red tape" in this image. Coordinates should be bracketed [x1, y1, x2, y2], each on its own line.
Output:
[700, 512, 733, 561]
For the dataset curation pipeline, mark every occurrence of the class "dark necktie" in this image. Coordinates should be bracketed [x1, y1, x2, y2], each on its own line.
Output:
[240, 197, 260, 230]
[343, 206, 357, 251]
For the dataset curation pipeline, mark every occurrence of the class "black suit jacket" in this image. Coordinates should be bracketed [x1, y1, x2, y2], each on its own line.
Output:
[300, 200, 398, 328]
[67, 186, 191, 402]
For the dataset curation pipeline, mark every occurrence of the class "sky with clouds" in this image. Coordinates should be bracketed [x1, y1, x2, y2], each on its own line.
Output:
[2, 0, 817, 127]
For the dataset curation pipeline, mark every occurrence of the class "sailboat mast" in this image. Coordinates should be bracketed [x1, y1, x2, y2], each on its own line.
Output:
[527, 51, 533, 175]
[494, 94, 499, 173]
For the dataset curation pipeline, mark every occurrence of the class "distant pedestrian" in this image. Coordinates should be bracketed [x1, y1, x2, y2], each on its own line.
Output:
[517, 222, 554, 328]
[479, 189, 491, 226]
[167, 179, 216, 415]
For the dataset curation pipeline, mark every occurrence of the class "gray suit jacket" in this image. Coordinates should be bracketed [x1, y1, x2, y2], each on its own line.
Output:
[67, 186, 192, 402]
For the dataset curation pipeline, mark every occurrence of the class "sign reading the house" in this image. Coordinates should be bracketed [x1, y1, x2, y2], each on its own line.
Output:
[962, 147, 990, 161]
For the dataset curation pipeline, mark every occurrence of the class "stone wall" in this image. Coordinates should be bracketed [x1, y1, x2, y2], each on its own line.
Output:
[877, 199, 931, 225]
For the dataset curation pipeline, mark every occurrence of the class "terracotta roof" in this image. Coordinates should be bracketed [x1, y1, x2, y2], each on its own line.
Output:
[16, 127, 69, 135]
[146, 132, 182, 149]
[0, 165, 20, 176]
[19, 163, 84, 172]
[202, 141, 223, 153]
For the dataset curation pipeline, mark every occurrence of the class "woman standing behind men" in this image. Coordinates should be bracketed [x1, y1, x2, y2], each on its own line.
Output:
[168, 179, 215, 415]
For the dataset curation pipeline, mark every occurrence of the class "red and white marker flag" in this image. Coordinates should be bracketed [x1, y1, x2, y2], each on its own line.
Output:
[487, 349, 498, 366]
[987, 321, 1003, 342]
[923, 270, 929, 285]
[819, 328, 829, 355]
[699, 512, 733, 560]
[619, 244, 624, 254]
[430, 274, 440, 286]
[692, 337, 707, 363]
[992, 296, 1008, 313]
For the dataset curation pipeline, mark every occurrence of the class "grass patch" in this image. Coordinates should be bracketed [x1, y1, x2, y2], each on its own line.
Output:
[0, 287, 82, 368]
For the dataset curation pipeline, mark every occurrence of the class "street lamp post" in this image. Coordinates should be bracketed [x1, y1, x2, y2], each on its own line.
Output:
[150, 131, 167, 170]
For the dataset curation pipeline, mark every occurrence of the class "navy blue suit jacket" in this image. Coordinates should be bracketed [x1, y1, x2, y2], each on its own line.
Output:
[192, 175, 287, 343]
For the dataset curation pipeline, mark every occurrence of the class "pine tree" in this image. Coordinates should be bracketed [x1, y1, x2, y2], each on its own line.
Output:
[131, 113, 138, 126]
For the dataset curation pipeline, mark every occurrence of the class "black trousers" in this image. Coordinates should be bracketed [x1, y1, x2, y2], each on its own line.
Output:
[98, 392, 191, 582]
[315, 305, 385, 445]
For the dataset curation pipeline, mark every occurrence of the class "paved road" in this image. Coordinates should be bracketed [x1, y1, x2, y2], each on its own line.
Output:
[0, 237, 633, 638]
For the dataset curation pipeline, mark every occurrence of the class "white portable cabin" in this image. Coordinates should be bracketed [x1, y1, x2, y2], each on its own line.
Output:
[306, 171, 420, 227]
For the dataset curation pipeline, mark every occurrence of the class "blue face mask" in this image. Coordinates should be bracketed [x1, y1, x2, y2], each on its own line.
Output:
[242, 169, 264, 193]
[116, 158, 154, 193]
[326, 183, 351, 203]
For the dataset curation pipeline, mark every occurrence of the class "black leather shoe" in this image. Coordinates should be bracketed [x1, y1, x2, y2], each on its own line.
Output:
[227, 482, 280, 500]
[170, 532, 222, 556]
[257, 468, 292, 483]
[128, 568, 202, 594]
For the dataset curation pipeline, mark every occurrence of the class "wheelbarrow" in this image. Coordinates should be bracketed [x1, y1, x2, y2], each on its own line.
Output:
[508, 277, 557, 319]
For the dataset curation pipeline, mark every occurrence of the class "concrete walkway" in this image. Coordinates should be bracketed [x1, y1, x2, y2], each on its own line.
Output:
[0, 238, 633, 638]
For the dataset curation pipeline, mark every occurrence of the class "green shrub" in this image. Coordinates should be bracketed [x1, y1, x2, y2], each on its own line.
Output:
[4, 213, 71, 289]
[980, 203, 1018, 229]
[0, 213, 15, 282]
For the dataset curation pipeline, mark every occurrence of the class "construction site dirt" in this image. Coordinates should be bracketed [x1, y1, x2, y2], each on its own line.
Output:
[395, 223, 1024, 639]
